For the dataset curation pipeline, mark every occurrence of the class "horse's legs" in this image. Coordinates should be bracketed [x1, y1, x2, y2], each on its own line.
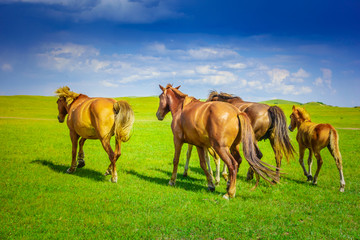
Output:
[67, 131, 80, 173]
[196, 147, 215, 191]
[221, 162, 228, 182]
[307, 149, 314, 181]
[204, 150, 215, 182]
[183, 144, 193, 177]
[327, 145, 345, 192]
[111, 139, 122, 183]
[213, 153, 221, 186]
[169, 139, 183, 186]
[99, 137, 116, 182]
[77, 138, 86, 168]
[312, 150, 323, 185]
[215, 147, 238, 199]
[270, 137, 283, 182]
[298, 145, 308, 178]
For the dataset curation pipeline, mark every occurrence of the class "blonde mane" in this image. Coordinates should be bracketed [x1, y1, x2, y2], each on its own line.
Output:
[296, 106, 311, 121]
[55, 86, 81, 105]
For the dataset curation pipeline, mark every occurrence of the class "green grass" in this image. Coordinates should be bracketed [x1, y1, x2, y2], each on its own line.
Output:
[0, 96, 359, 239]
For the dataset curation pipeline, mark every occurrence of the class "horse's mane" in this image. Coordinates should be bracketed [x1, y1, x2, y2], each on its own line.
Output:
[207, 90, 243, 102]
[296, 107, 311, 121]
[165, 84, 199, 107]
[54, 86, 81, 105]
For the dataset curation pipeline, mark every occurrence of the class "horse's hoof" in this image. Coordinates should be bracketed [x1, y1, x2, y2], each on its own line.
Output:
[312, 181, 317, 185]
[215, 180, 220, 186]
[339, 187, 345, 192]
[246, 175, 254, 181]
[223, 194, 230, 200]
[104, 170, 111, 176]
[307, 175, 313, 181]
[222, 173, 228, 182]
[169, 180, 175, 186]
[183, 172, 188, 177]
[66, 168, 76, 174]
[77, 160, 85, 168]
[208, 186, 215, 192]
[111, 177, 117, 183]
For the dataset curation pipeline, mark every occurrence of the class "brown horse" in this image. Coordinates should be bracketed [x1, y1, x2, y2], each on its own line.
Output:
[55, 86, 134, 183]
[156, 84, 279, 199]
[289, 105, 345, 192]
[185, 91, 295, 183]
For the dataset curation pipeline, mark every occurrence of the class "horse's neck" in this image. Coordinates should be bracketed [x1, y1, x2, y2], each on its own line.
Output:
[169, 96, 183, 116]
[68, 94, 89, 110]
[298, 118, 312, 129]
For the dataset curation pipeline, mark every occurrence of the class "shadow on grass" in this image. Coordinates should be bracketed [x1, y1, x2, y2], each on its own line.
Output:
[126, 169, 223, 194]
[282, 175, 310, 185]
[31, 159, 106, 182]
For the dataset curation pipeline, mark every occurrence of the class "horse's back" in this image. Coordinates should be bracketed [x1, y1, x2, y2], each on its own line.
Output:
[299, 122, 333, 150]
[70, 97, 116, 139]
[181, 101, 240, 147]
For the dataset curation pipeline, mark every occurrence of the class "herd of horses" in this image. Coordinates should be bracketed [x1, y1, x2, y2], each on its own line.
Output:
[55, 84, 345, 199]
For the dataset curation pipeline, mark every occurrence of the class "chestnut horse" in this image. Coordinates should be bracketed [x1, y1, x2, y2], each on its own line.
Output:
[156, 84, 279, 199]
[289, 105, 345, 192]
[184, 91, 294, 184]
[55, 86, 134, 183]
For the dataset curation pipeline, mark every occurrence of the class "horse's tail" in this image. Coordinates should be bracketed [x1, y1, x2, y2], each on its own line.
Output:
[113, 100, 134, 142]
[237, 112, 280, 184]
[268, 106, 295, 162]
[329, 127, 343, 166]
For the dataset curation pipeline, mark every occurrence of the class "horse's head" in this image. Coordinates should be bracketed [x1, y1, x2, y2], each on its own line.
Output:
[156, 84, 182, 120]
[289, 105, 310, 131]
[288, 112, 296, 132]
[56, 97, 68, 123]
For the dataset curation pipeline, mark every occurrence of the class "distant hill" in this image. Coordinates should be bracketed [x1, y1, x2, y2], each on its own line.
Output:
[304, 101, 330, 106]
[260, 99, 302, 105]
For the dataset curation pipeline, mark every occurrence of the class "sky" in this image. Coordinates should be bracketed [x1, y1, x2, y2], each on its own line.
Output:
[0, 0, 359, 107]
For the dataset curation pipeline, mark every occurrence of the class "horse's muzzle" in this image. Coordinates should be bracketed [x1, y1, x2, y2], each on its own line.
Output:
[156, 112, 164, 121]
[288, 125, 293, 132]
[58, 116, 64, 123]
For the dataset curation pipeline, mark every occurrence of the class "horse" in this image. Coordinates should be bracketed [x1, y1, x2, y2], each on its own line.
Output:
[55, 86, 134, 183]
[289, 105, 345, 192]
[156, 84, 279, 199]
[184, 91, 295, 185]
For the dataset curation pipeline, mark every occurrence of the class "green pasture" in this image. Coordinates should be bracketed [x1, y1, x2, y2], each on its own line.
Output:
[0, 95, 359, 239]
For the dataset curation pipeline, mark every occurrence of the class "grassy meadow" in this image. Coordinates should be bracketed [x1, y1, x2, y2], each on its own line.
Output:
[0, 95, 360, 239]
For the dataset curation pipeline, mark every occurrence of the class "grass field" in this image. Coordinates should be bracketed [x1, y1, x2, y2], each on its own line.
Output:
[1, 95, 359, 239]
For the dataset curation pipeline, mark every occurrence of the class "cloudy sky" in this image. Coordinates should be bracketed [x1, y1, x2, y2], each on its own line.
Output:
[0, 0, 359, 106]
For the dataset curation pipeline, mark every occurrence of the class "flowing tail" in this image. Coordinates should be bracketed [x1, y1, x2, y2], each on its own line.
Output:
[237, 112, 280, 184]
[268, 106, 295, 162]
[113, 100, 135, 142]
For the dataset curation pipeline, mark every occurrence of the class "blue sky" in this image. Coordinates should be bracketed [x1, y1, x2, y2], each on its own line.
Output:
[0, 0, 359, 107]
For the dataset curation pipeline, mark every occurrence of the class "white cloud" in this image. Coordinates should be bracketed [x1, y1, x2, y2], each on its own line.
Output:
[10, 0, 182, 23]
[195, 65, 216, 75]
[292, 68, 310, 78]
[201, 71, 238, 85]
[1, 63, 13, 72]
[314, 77, 323, 86]
[188, 47, 239, 60]
[100, 80, 119, 88]
[314, 68, 332, 89]
[38, 43, 99, 71]
[267, 68, 290, 84]
[266, 68, 312, 95]
[224, 62, 247, 69]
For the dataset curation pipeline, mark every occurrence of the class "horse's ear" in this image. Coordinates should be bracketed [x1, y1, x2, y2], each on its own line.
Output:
[175, 85, 181, 89]
[292, 105, 296, 111]
[159, 85, 165, 91]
